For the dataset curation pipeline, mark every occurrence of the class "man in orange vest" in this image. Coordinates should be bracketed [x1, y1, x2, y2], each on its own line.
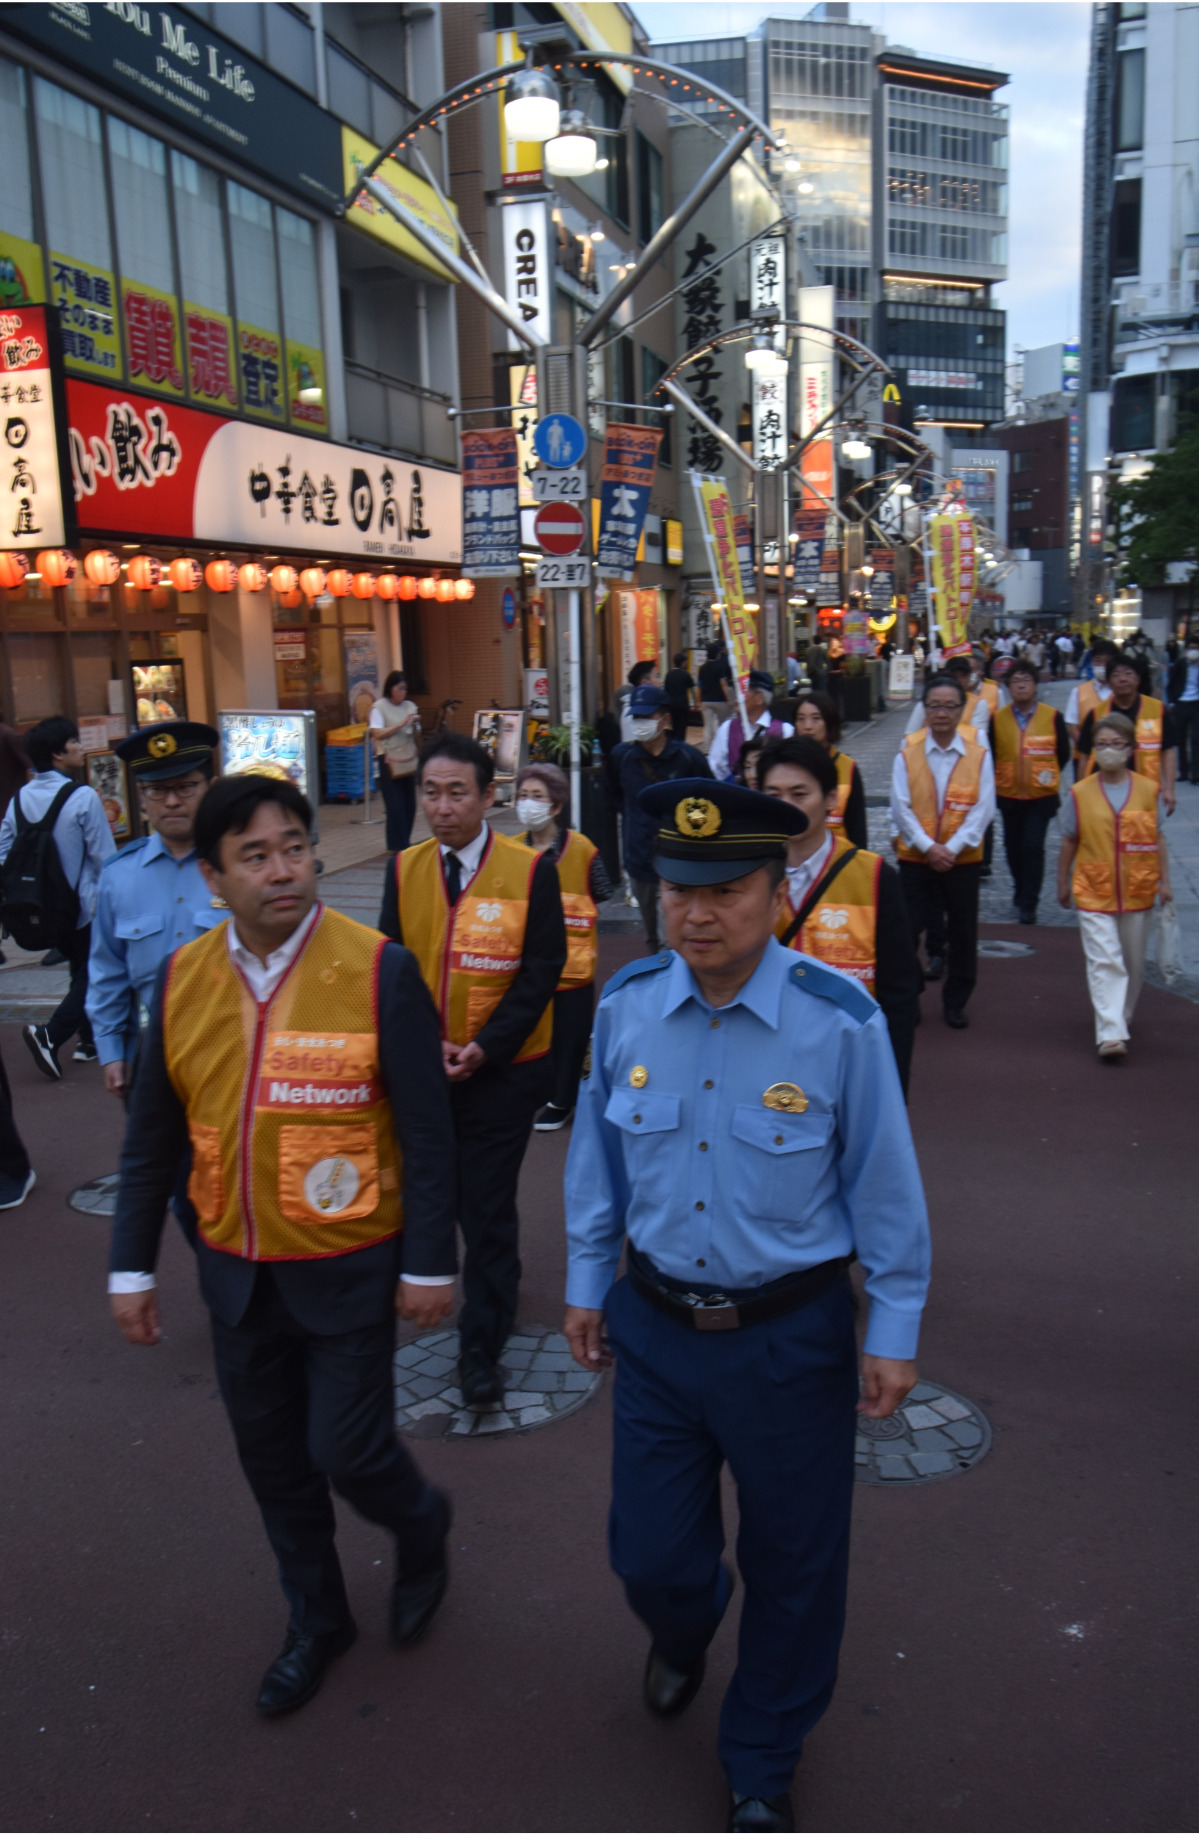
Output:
[379, 734, 566, 1409]
[891, 673, 996, 1029]
[1076, 650, 1177, 812]
[1057, 709, 1172, 1059]
[109, 776, 459, 1715]
[760, 737, 920, 1093]
[991, 656, 1071, 923]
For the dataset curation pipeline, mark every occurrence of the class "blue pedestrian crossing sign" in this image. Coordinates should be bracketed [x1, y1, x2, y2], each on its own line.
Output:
[534, 413, 586, 469]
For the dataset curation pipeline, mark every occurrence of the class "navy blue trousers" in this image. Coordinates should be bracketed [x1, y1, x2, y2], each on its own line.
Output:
[605, 1273, 858, 1799]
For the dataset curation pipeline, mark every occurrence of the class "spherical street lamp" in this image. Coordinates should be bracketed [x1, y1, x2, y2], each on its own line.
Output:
[841, 435, 872, 462]
[545, 110, 598, 176]
[744, 334, 788, 378]
[504, 64, 561, 142]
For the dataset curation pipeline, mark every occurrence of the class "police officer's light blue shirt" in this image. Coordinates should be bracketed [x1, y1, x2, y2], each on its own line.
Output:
[86, 831, 221, 1065]
[564, 938, 931, 1360]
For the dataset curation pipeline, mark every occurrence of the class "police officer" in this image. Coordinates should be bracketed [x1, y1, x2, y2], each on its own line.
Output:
[564, 781, 931, 1833]
[87, 721, 222, 1100]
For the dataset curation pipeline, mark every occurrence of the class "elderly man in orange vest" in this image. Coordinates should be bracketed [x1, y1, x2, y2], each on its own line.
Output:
[891, 671, 996, 1029]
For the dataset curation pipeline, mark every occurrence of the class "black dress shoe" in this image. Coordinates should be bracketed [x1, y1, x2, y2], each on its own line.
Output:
[1018, 908, 1036, 925]
[729, 1794, 795, 1832]
[459, 1352, 503, 1407]
[924, 954, 945, 982]
[255, 1619, 357, 1716]
[944, 1007, 969, 1029]
[643, 1645, 706, 1718]
[391, 1492, 452, 1646]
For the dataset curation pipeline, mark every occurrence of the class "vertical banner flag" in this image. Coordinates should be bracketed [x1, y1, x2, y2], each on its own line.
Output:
[634, 587, 660, 663]
[596, 424, 660, 579]
[927, 509, 976, 657]
[750, 234, 788, 471]
[461, 428, 520, 577]
[0, 305, 70, 546]
[501, 197, 551, 350]
[793, 507, 824, 595]
[868, 548, 895, 612]
[797, 284, 834, 511]
[692, 472, 755, 695]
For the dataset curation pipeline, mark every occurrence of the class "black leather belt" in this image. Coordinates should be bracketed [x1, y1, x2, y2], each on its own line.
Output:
[627, 1242, 850, 1333]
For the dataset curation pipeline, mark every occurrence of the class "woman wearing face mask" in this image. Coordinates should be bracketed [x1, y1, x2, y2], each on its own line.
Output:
[514, 764, 614, 1132]
[1166, 634, 1199, 784]
[1057, 710, 1173, 1061]
[792, 691, 868, 847]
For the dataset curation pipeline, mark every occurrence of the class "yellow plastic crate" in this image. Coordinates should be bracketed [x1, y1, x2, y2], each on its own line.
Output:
[325, 723, 368, 746]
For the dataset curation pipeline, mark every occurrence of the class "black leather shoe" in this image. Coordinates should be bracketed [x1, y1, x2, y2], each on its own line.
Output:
[459, 1353, 503, 1407]
[643, 1645, 706, 1718]
[1018, 908, 1036, 925]
[729, 1794, 795, 1832]
[924, 954, 945, 982]
[944, 1007, 969, 1029]
[391, 1492, 451, 1646]
[255, 1619, 356, 1716]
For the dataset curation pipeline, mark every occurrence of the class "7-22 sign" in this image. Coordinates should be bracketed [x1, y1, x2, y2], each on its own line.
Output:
[535, 556, 589, 588]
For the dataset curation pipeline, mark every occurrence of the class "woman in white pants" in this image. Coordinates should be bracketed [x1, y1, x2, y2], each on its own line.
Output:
[1057, 709, 1173, 1060]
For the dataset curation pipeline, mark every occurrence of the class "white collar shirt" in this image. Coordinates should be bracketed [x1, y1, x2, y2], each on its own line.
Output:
[785, 831, 835, 912]
[889, 729, 996, 858]
[439, 824, 489, 892]
[226, 903, 321, 1004]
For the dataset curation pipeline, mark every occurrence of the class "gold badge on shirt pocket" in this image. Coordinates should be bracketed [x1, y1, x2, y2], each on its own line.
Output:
[763, 1082, 807, 1113]
[629, 1065, 648, 1088]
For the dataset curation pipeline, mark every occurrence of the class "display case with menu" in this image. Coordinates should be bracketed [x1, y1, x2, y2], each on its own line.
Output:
[131, 660, 187, 728]
[218, 710, 320, 842]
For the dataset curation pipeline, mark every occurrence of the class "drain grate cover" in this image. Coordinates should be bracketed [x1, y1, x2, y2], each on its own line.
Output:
[856, 1380, 991, 1485]
[69, 1173, 120, 1217]
[396, 1325, 601, 1440]
[978, 939, 1036, 958]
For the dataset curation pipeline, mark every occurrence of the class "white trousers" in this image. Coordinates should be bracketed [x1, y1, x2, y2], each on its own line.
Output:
[1077, 908, 1152, 1046]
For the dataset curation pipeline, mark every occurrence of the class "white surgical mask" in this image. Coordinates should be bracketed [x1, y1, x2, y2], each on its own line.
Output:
[1092, 663, 1107, 682]
[1094, 745, 1128, 770]
[630, 718, 660, 742]
[516, 797, 554, 830]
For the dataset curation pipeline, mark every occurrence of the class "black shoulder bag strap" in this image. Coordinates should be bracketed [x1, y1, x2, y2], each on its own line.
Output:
[779, 846, 862, 950]
[14, 779, 77, 841]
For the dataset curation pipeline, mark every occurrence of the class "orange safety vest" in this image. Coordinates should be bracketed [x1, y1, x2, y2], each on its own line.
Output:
[552, 828, 598, 991]
[827, 750, 856, 836]
[993, 701, 1060, 800]
[1085, 695, 1164, 784]
[775, 835, 881, 993]
[162, 905, 402, 1262]
[977, 679, 1000, 715]
[1075, 679, 1111, 727]
[396, 829, 552, 1061]
[895, 729, 987, 865]
[1070, 771, 1160, 913]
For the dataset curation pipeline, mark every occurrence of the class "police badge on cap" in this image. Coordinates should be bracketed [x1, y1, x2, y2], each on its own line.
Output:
[638, 778, 806, 887]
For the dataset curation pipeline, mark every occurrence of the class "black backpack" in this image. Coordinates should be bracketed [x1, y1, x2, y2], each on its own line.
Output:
[0, 782, 82, 950]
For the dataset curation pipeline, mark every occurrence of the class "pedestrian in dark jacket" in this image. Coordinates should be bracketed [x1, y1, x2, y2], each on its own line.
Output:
[610, 684, 711, 952]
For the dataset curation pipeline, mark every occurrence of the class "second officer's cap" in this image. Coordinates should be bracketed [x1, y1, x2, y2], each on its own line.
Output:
[639, 777, 807, 887]
[115, 721, 220, 784]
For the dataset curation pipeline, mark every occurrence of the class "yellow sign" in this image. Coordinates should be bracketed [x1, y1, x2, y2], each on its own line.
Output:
[693, 476, 755, 692]
[183, 301, 238, 408]
[665, 518, 684, 567]
[237, 321, 285, 423]
[928, 510, 976, 658]
[342, 126, 460, 283]
[49, 252, 121, 381]
[883, 382, 901, 404]
[510, 361, 538, 507]
[287, 338, 327, 432]
[0, 232, 45, 310]
[122, 277, 185, 398]
[551, 4, 634, 89]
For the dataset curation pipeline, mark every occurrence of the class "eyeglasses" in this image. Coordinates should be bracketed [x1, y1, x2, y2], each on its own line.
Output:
[142, 778, 206, 803]
[925, 700, 963, 714]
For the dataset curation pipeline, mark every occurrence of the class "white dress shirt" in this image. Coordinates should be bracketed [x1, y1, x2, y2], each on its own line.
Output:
[1065, 681, 1111, 726]
[784, 832, 835, 914]
[440, 823, 489, 892]
[890, 729, 996, 859]
[709, 711, 794, 781]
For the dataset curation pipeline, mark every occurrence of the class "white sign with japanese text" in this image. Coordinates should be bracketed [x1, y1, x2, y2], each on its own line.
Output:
[0, 307, 67, 547]
[501, 199, 552, 351]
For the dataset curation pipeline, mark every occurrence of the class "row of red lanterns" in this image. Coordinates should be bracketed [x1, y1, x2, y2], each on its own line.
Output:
[0, 550, 477, 604]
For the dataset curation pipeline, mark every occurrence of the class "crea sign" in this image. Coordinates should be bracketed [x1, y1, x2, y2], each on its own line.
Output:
[65, 379, 462, 565]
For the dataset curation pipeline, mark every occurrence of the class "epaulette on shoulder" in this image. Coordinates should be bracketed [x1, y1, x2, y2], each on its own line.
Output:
[788, 957, 877, 1024]
[108, 836, 150, 867]
[602, 951, 672, 998]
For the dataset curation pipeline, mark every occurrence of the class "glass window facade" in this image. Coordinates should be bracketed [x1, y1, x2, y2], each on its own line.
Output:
[33, 79, 112, 272]
[0, 59, 34, 244]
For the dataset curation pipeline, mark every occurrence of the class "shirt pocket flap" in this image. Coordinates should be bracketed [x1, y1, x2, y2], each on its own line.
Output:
[114, 914, 165, 942]
[731, 1104, 834, 1156]
[604, 1089, 681, 1135]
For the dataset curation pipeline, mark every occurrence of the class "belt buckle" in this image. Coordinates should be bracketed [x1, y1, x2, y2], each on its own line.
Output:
[691, 1297, 741, 1332]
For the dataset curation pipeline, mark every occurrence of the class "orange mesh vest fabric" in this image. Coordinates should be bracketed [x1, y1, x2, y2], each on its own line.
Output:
[993, 702, 1060, 800]
[977, 680, 1000, 714]
[162, 908, 401, 1261]
[1071, 772, 1160, 913]
[775, 836, 881, 994]
[827, 750, 855, 835]
[553, 828, 598, 990]
[1085, 697, 1164, 784]
[396, 831, 552, 1060]
[895, 731, 986, 864]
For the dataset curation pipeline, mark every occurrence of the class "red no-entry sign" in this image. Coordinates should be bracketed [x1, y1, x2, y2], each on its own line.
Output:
[533, 501, 586, 556]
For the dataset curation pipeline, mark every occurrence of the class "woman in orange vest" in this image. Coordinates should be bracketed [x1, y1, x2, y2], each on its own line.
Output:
[1076, 650, 1177, 812]
[760, 736, 920, 1094]
[792, 691, 868, 846]
[1057, 709, 1172, 1061]
[991, 655, 1072, 923]
[513, 762, 613, 1133]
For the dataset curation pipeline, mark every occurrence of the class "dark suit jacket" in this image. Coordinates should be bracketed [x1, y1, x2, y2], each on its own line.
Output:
[110, 939, 458, 1332]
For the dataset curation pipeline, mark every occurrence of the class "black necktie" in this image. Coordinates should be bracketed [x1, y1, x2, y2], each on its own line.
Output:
[445, 852, 462, 904]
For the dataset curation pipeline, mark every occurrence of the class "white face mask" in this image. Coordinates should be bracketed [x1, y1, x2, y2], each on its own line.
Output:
[1094, 745, 1128, 770]
[515, 797, 554, 830]
[630, 718, 660, 742]
[1092, 663, 1107, 682]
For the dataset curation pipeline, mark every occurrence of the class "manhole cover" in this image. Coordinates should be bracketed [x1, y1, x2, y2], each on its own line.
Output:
[978, 939, 1035, 958]
[856, 1380, 991, 1485]
[396, 1325, 601, 1440]
[69, 1173, 120, 1217]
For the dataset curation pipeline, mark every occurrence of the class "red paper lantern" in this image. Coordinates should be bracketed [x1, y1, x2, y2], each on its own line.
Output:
[204, 558, 237, 593]
[326, 568, 350, 598]
[417, 576, 437, 599]
[435, 578, 456, 604]
[277, 587, 303, 609]
[150, 586, 171, 611]
[396, 575, 417, 601]
[0, 551, 29, 590]
[84, 548, 120, 587]
[128, 554, 162, 592]
[351, 572, 376, 600]
[375, 572, 399, 601]
[454, 579, 476, 601]
[238, 562, 267, 593]
[299, 566, 326, 599]
[36, 549, 77, 588]
[269, 564, 298, 596]
[169, 556, 202, 593]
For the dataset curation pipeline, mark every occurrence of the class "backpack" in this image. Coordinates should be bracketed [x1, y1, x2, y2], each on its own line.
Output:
[0, 782, 82, 950]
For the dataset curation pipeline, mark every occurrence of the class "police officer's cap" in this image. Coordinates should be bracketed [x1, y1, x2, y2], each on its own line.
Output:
[115, 721, 220, 783]
[629, 683, 668, 716]
[640, 778, 806, 887]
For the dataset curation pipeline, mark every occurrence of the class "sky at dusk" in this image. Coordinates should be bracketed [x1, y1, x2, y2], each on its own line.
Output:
[634, 0, 1092, 362]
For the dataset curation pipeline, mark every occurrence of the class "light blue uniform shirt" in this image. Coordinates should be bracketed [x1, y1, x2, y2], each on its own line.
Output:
[0, 771, 115, 925]
[86, 830, 222, 1065]
[564, 938, 931, 1360]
